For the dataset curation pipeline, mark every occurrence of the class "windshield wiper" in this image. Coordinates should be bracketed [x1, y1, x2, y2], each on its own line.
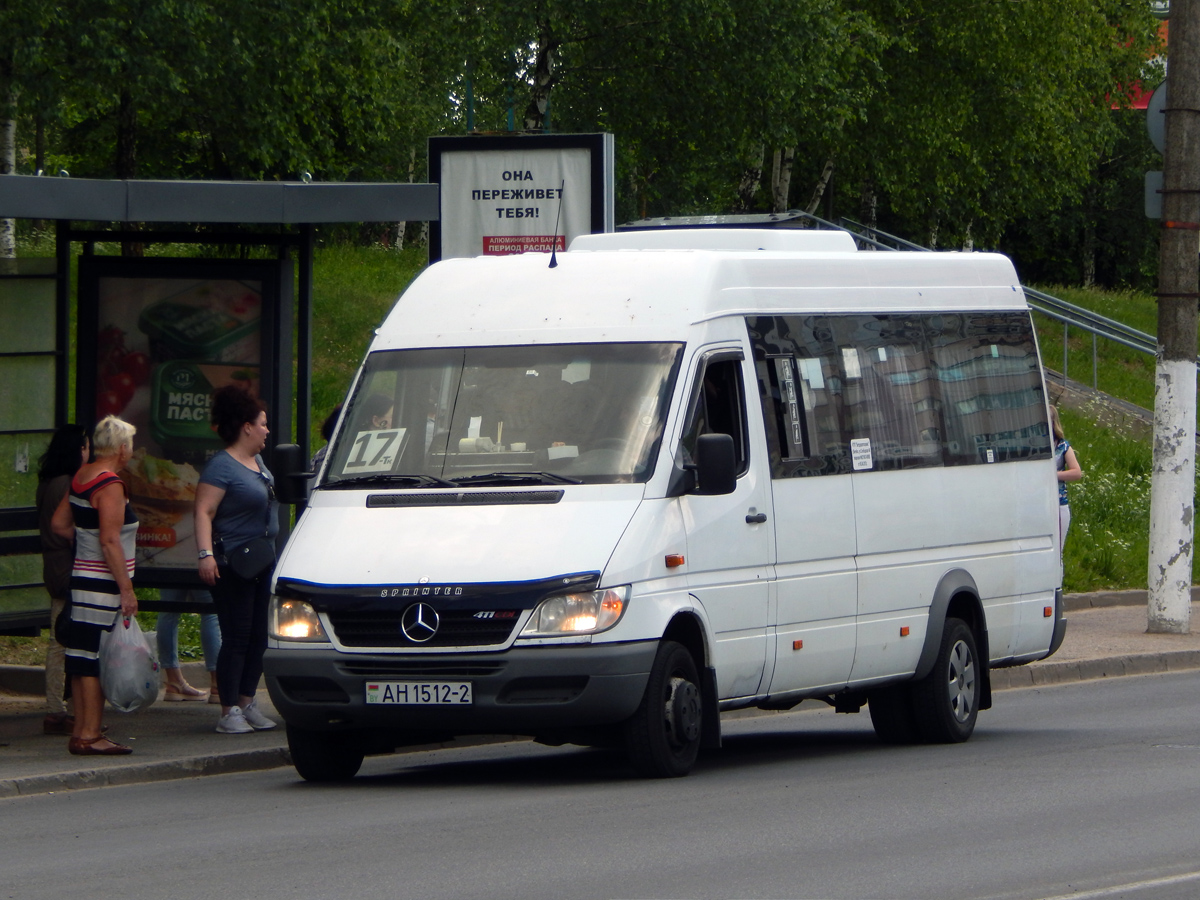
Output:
[451, 471, 583, 486]
[324, 473, 459, 489]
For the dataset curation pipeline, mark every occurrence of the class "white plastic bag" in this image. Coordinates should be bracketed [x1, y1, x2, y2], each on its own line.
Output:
[99, 616, 160, 713]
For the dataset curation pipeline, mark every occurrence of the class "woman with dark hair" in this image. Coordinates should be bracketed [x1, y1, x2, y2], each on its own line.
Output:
[194, 385, 279, 734]
[36, 424, 90, 735]
[51, 415, 139, 755]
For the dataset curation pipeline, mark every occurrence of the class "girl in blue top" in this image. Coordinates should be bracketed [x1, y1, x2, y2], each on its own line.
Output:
[1050, 406, 1082, 557]
[195, 385, 280, 736]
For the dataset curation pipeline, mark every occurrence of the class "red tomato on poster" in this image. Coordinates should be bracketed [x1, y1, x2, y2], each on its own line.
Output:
[120, 351, 151, 385]
[105, 371, 137, 405]
[97, 389, 125, 418]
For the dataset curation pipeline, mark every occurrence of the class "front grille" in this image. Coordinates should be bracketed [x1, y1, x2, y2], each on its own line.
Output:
[337, 660, 507, 678]
[366, 490, 563, 508]
[327, 609, 521, 648]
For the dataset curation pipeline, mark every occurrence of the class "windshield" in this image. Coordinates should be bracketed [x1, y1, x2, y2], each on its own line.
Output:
[322, 343, 683, 487]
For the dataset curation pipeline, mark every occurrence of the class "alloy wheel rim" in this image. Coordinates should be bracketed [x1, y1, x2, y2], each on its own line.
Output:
[947, 639, 976, 722]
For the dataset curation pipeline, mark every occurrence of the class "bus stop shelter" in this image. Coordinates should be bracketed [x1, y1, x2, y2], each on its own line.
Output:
[0, 175, 438, 629]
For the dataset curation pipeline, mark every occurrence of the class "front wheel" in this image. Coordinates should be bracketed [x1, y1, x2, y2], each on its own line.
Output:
[287, 726, 365, 782]
[912, 617, 980, 743]
[623, 641, 703, 778]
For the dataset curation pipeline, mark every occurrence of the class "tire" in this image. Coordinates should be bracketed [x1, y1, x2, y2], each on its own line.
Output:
[624, 640, 703, 778]
[287, 726, 365, 782]
[912, 617, 980, 743]
[868, 685, 919, 744]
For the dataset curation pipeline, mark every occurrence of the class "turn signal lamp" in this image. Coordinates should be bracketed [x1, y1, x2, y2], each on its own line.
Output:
[520, 586, 629, 637]
[270, 596, 328, 642]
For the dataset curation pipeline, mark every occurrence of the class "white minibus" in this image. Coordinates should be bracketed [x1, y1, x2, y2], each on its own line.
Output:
[266, 228, 1066, 781]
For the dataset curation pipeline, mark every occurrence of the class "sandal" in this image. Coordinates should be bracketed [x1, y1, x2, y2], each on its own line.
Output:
[164, 680, 209, 702]
[68, 735, 132, 755]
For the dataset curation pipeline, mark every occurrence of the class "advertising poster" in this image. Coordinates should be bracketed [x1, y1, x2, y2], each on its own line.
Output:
[429, 134, 614, 262]
[439, 148, 590, 260]
[78, 259, 288, 581]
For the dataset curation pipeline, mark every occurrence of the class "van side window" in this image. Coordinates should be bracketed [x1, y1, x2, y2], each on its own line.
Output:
[748, 311, 1049, 478]
[680, 357, 749, 475]
[925, 313, 1051, 466]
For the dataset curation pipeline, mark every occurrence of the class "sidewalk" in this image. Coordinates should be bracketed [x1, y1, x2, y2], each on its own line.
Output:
[3, 593, 1199, 798]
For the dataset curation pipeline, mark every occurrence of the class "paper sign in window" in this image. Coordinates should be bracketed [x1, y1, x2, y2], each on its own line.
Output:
[851, 438, 873, 471]
[342, 429, 408, 474]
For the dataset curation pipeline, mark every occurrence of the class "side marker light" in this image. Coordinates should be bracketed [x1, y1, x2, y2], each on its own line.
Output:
[793, 639, 803, 651]
[665, 554, 685, 568]
[900, 626, 910, 637]
[1044, 606, 1053, 617]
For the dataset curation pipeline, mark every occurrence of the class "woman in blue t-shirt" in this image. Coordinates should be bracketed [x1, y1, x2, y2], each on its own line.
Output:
[1050, 406, 1082, 557]
[194, 385, 280, 736]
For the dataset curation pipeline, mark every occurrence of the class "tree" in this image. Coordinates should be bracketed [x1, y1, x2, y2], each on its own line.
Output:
[826, 0, 1160, 247]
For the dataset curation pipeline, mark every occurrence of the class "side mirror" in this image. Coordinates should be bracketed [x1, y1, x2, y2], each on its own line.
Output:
[272, 443, 311, 505]
[694, 433, 737, 495]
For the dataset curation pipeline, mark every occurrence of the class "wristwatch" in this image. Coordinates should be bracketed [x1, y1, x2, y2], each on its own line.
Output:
[198, 549, 215, 560]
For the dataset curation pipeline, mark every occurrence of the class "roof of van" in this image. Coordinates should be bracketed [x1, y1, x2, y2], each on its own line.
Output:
[373, 233, 1026, 350]
[570, 228, 857, 252]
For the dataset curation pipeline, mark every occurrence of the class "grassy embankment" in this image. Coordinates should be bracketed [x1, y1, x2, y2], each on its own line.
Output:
[1030, 284, 1198, 593]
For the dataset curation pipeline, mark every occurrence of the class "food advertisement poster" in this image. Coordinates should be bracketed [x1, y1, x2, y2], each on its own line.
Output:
[428, 133, 615, 262]
[77, 258, 289, 583]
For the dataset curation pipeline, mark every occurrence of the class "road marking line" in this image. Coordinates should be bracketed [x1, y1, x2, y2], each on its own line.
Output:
[1038, 870, 1200, 899]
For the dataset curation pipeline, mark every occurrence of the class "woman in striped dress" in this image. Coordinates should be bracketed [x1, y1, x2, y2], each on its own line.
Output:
[51, 416, 139, 755]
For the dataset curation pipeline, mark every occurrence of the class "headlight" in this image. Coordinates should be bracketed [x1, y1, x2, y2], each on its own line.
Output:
[519, 586, 629, 637]
[270, 595, 328, 642]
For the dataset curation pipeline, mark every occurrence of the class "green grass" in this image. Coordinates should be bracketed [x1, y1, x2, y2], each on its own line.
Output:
[1030, 283, 1161, 411]
[308, 244, 427, 450]
[1031, 284, 1200, 592]
[1058, 407, 1153, 592]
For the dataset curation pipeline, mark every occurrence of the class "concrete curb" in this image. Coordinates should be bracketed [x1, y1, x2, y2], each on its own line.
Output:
[0, 734, 527, 799]
[990, 649, 1200, 690]
[1062, 588, 1200, 610]
[0, 747, 292, 799]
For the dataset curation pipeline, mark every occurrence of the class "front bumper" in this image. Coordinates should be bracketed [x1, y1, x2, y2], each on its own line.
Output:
[263, 641, 657, 736]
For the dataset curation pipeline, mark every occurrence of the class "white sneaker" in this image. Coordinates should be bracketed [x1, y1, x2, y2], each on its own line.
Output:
[241, 698, 277, 731]
[216, 706, 254, 734]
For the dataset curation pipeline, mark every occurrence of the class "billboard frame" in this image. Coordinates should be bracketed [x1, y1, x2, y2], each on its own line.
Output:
[428, 133, 614, 262]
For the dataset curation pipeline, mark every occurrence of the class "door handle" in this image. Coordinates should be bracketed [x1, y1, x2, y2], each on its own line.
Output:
[745, 512, 767, 524]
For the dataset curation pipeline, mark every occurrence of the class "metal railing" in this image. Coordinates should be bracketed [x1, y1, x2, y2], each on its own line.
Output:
[788, 211, 1168, 388]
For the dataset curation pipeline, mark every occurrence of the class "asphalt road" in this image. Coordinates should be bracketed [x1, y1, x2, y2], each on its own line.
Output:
[3, 671, 1200, 900]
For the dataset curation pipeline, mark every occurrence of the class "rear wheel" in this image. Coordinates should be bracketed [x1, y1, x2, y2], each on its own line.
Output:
[867, 685, 919, 744]
[912, 617, 980, 743]
[624, 640, 703, 778]
[287, 726, 365, 782]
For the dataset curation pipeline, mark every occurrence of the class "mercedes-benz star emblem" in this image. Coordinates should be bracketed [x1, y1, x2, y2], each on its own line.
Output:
[401, 602, 439, 643]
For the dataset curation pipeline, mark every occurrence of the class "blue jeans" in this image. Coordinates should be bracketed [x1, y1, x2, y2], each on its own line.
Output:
[157, 588, 221, 671]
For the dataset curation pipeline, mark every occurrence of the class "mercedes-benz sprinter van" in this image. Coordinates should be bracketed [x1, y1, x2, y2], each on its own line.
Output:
[266, 229, 1066, 781]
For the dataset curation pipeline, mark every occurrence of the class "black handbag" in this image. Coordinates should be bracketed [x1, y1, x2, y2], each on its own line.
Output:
[227, 536, 276, 580]
[54, 596, 73, 645]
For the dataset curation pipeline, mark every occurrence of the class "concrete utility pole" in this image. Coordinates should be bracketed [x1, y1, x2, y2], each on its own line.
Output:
[1148, 0, 1200, 634]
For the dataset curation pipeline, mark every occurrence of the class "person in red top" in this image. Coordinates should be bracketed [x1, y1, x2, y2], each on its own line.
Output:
[51, 415, 139, 755]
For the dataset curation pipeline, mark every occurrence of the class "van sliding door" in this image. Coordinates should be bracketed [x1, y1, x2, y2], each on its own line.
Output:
[747, 317, 858, 695]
